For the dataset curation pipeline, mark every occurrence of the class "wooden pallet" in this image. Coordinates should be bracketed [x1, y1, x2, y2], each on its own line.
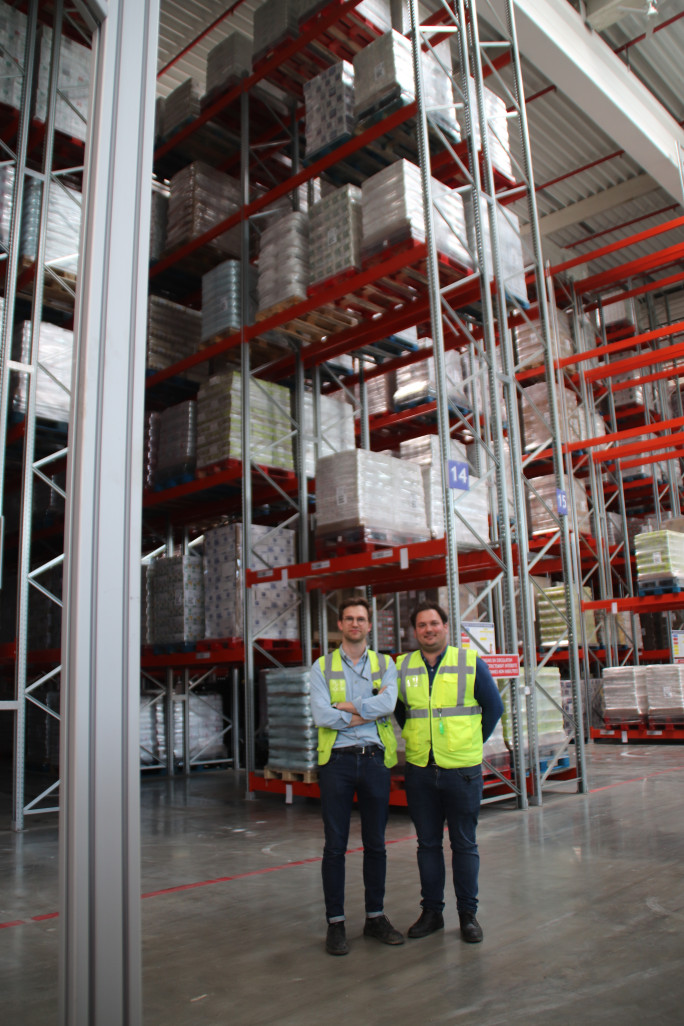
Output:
[263, 766, 318, 784]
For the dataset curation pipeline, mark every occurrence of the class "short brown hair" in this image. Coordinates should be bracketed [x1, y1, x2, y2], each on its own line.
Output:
[410, 602, 448, 629]
[338, 596, 371, 621]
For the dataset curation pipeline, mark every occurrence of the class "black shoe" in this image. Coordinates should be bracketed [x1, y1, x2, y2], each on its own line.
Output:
[363, 914, 405, 945]
[326, 922, 349, 955]
[459, 911, 483, 943]
[407, 909, 445, 939]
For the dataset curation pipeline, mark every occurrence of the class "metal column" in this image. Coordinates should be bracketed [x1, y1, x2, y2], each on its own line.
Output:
[58, 1, 159, 1023]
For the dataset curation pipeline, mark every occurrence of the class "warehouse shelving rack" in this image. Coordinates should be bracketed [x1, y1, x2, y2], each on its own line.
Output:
[143, 0, 591, 807]
[0, 0, 89, 829]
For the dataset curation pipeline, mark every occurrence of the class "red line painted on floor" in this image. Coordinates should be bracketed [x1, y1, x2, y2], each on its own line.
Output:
[6, 768, 684, 931]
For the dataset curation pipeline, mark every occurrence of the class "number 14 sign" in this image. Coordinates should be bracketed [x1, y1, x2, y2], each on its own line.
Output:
[448, 460, 469, 491]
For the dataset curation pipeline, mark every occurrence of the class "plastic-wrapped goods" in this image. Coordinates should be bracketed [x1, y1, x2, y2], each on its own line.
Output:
[20, 177, 81, 275]
[264, 667, 317, 773]
[257, 210, 309, 314]
[644, 664, 684, 724]
[466, 198, 527, 304]
[393, 344, 469, 411]
[140, 694, 160, 766]
[354, 31, 459, 137]
[34, 26, 90, 141]
[600, 666, 645, 725]
[12, 321, 72, 421]
[304, 62, 355, 159]
[300, 391, 355, 478]
[163, 78, 201, 138]
[501, 666, 566, 753]
[528, 475, 591, 535]
[203, 523, 298, 640]
[635, 530, 684, 584]
[309, 184, 362, 286]
[205, 31, 252, 98]
[165, 162, 241, 257]
[253, 0, 299, 62]
[597, 290, 637, 332]
[196, 371, 294, 472]
[172, 693, 228, 763]
[483, 719, 510, 771]
[144, 411, 160, 491]
[0, 2, 26, 110]
[536, 584, 598, 647]
[607, 350, 647, 411]
[459, 79, 512, 179]
[149, 188, 168, 263]
[315, 448, 430, 545]
[0, 165, 14, 248]
[298, 0, 394, 29]
[201, 259, 257, 342]
[147, 295, 202, 375]
[361, 160, 471, 269]
[567, 404, 606, 446]
[147, 555, 205, 646]
[514, 306, 574, 369]
[354, 367, 395, 416]
[400, 434, 467, 466]
[521, 382, 580, 452]
[422, 466, 490, 546]
[154, 400, 196, 488]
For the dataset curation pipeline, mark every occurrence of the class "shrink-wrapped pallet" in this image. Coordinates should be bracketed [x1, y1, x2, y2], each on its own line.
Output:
[144, 411, 160, 491]
[635, 529, 684, 584]
[264, 667, 317, 773]
[257, 210, 309, 314]
[400, 434, 468, 466]
[393, 344, 469, 411]
[12, 321, 73, 421]
[528, 475, 590, 535]
[514, 306, 574, 369]
[354, 367, 395, 416]
[196, 371, 294, 472]
[166, 162, 241, 257]
[521, 382, 581, 451]
[0, 2, 26, 110]
[170, 693, 228, 763]
[154, 400, 196, 487]
[315, 448, 429, 545]
[163, 78, 201, 138]
[600, 666, 646, 725]
[20, 177, 81, 275]
[309, 184, 362, 285]
[501, 666, 566, 752]
[466, 198, 527, 305]
[354, 30, 458, 137]
[147, 555, 205, 646]
[536, 584, 598, 647]
[34, 25, 90, 141]
[205, 32, 252, 98]
[422, 466, 490, 547]
[458, 78, 512, 178]
[483, 720, 510, 771]
[304, 61, 355, 159]
[644, 664, 684, 724]
[253, 0, 299, 62]
[201, 259, 257, 342]
[0, 165, 14, 248]
[297, 0, 394, 28]
[204, 523, 298, 640]
[300, 391, 355, 478]
[147, 295, 202, 376]
[149, 188, 169, 263]
[361, 160, 471, 268]
[597, 290, 637, 332]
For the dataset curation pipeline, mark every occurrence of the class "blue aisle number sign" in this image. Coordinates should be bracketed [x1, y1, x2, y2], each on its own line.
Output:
[556, 488, 568, 516]
[449, 461, 469, 491]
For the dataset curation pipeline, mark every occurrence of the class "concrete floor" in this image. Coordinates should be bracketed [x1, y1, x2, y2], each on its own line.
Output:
[2, 744, 684, 1025]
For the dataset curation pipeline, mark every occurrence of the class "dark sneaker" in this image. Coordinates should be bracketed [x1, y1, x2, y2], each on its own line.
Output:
[407, 909, 445, 939]
[326, 922, 349, 956]
[459, 911, 483, 943]
[363, 914, 404, 945]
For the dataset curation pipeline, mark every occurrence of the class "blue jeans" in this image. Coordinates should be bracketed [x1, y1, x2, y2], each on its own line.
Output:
[318, 748, 391, 922]
[404, 761, 483, 914]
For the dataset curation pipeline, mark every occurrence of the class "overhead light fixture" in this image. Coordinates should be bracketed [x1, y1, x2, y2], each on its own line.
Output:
[646, 0, 658, 16]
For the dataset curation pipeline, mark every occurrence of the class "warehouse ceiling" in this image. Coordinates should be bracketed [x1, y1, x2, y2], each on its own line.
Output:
[155, 0, 684, 283]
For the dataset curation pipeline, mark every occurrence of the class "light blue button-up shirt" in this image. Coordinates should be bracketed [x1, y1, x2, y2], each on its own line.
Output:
[309, 646, 398, 750]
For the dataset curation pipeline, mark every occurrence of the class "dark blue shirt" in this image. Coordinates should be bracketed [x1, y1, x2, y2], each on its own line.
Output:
[395, 648, 504, 744]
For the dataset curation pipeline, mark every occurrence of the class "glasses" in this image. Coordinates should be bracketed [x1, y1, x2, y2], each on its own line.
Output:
[342, 616, 369, 625]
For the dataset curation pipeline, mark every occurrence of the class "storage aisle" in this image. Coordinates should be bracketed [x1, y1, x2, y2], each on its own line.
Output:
[2, 744, 684, 1025]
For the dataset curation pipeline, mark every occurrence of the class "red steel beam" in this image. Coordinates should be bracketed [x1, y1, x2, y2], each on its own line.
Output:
[583, 270, 684, 311]
[563, 204, 679, 250]
[591, 430, 684, 463]
[584, 337, 684, 382]
[574, 239, 684, 295]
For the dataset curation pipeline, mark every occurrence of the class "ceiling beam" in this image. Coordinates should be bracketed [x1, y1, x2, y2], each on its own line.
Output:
[535, 173, 658, 236]
[488, 0, 684, 203]
[584, 0, 636, 32]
